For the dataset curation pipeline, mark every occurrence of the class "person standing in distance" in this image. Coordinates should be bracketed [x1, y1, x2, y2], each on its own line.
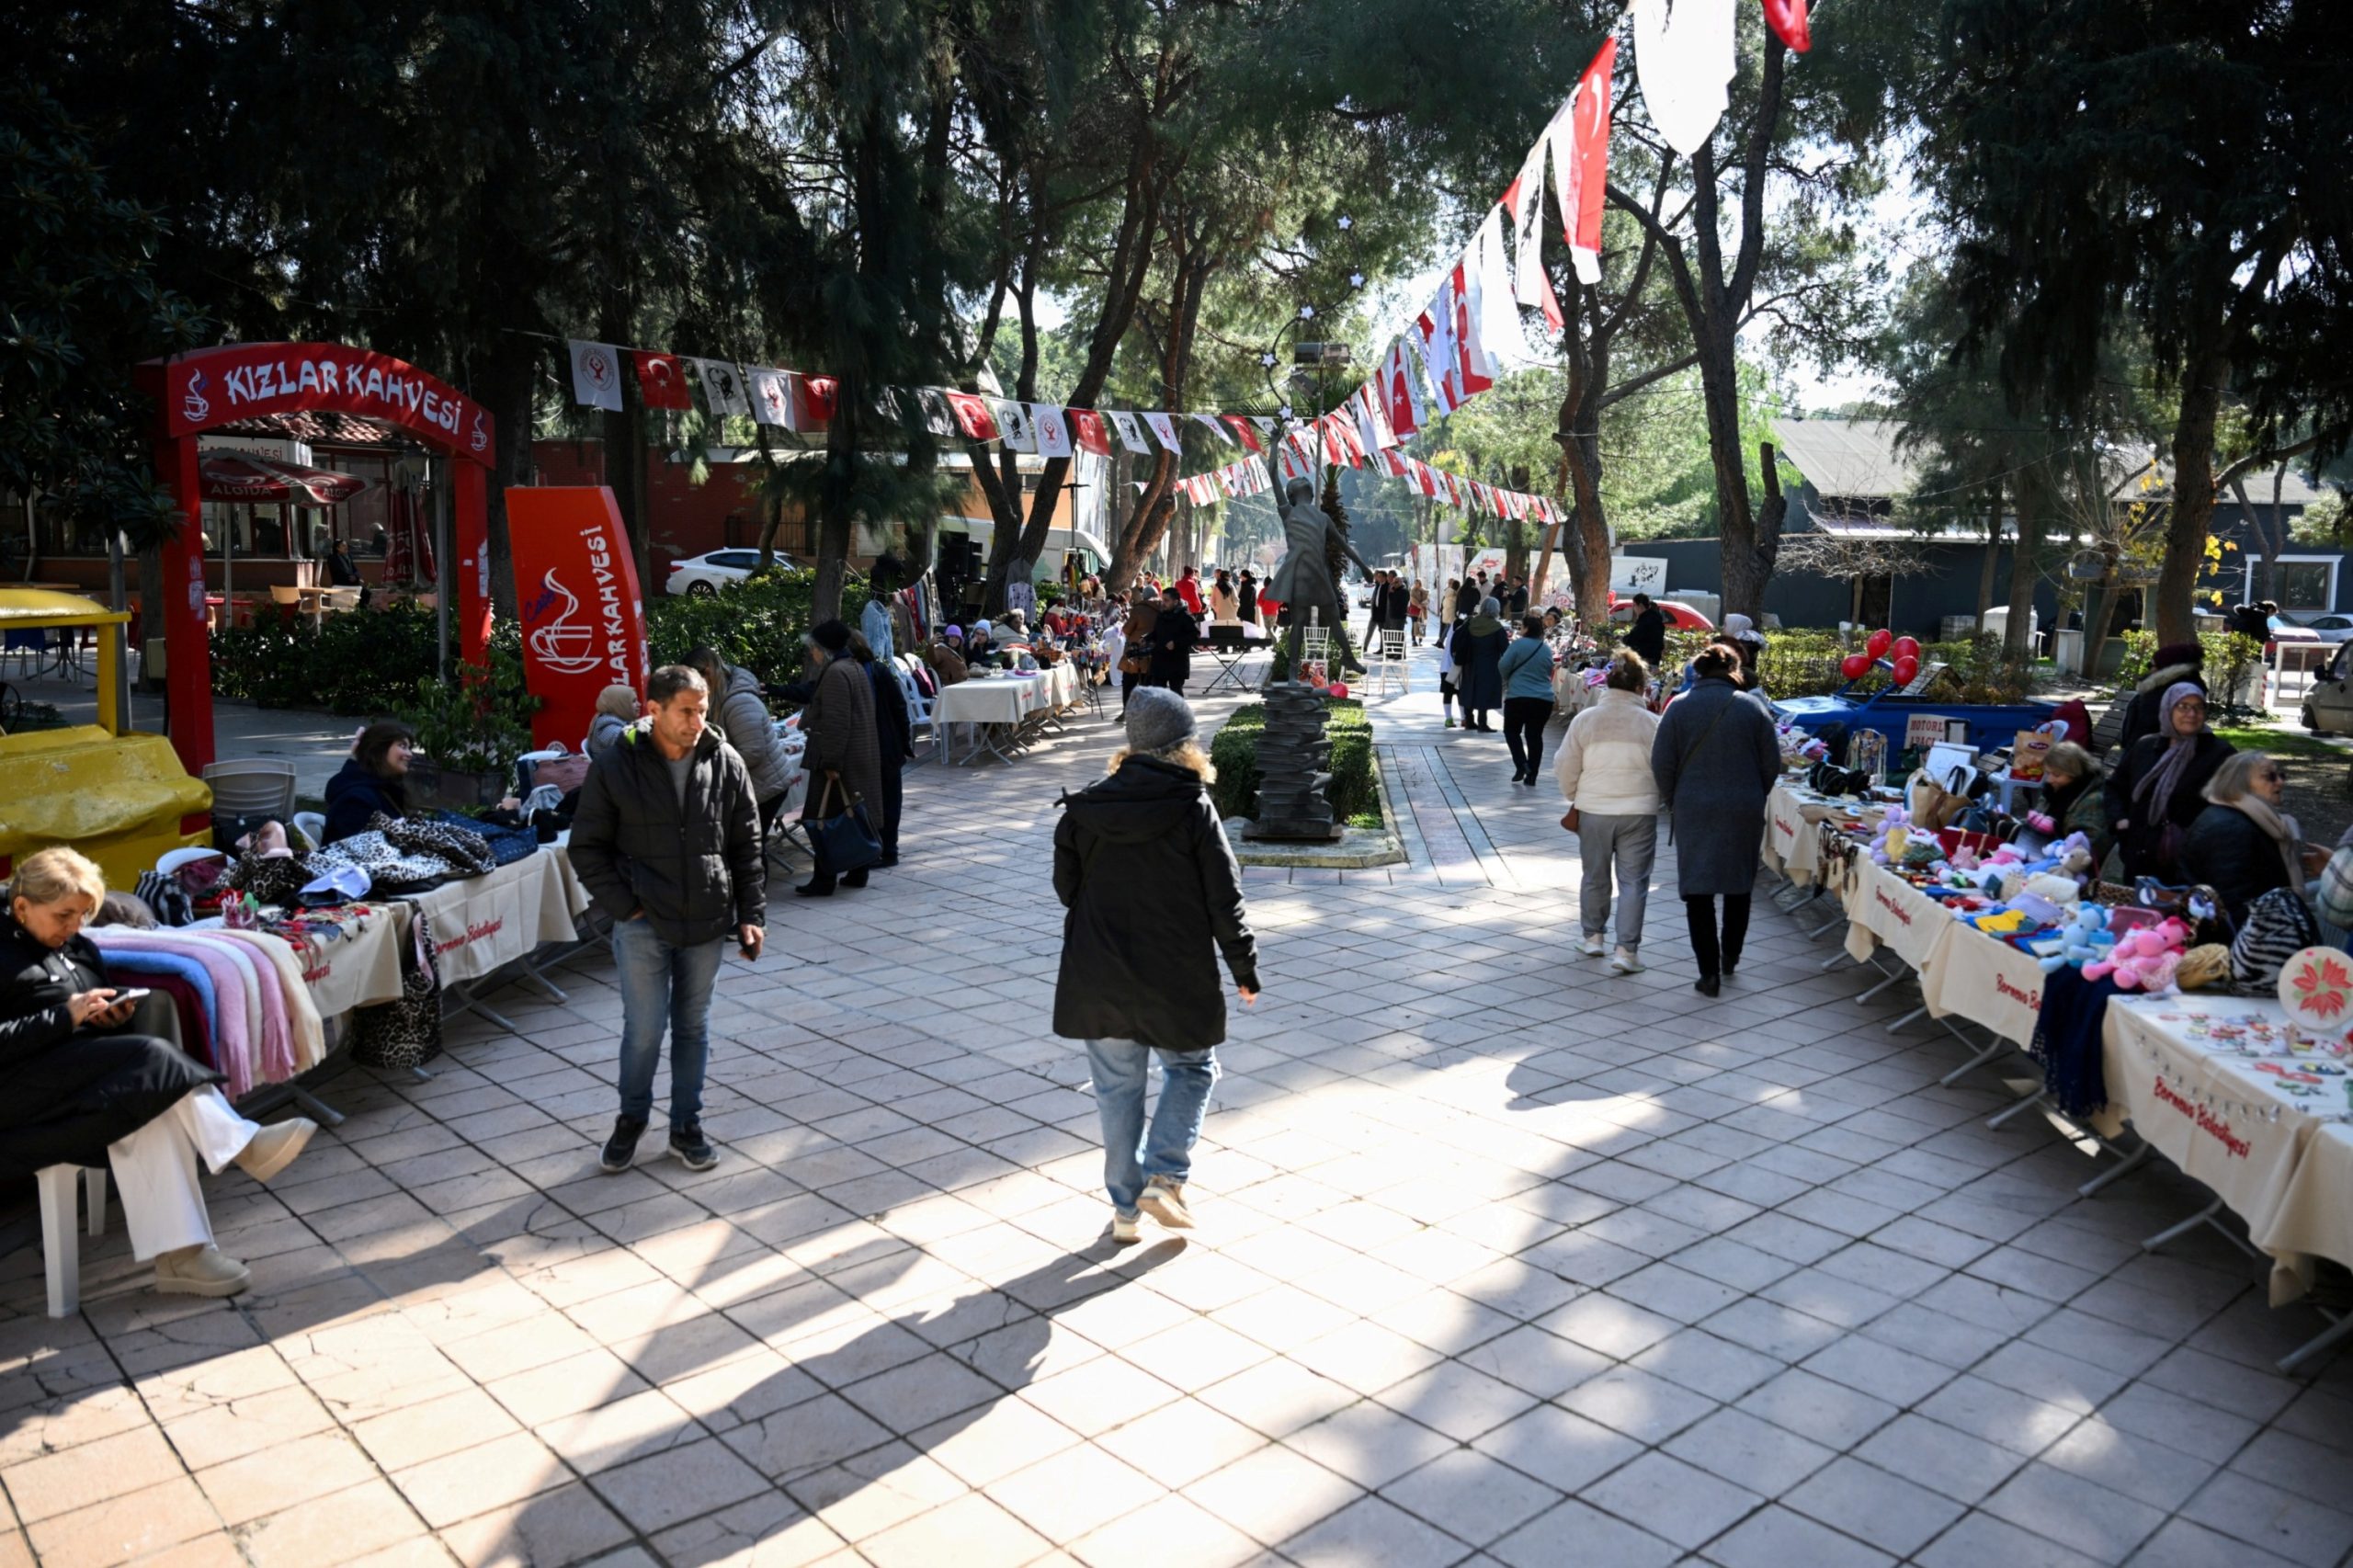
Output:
[570, 666, 766, 1174]
[1052, 687, 1260, 1244]
[1624, 592, 1667, 668]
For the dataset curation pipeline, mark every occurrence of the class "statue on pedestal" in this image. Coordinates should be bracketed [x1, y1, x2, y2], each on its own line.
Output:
[1246, 469, 1367, 843]
[1267, 476, 1370, 675]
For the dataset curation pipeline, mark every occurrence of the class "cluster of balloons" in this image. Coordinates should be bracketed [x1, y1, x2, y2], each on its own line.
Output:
[1839, 629, 1923, 687]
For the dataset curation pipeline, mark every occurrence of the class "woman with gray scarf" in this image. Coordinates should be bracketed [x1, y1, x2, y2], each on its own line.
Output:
[2104, 681, 2233, 882]
[2185, 752, 2326, 925]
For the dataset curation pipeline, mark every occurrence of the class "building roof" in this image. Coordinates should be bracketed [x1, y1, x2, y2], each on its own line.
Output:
[218, 411, 410, 449]
[1773, 415, 2329, 508]
[1772, 419, 1923, 501]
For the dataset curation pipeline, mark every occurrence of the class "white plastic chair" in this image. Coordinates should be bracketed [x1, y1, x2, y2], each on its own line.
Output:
[894, 664, 933, 758]
[1369, 628, 1410, 696]
[37, 1165, 108, 1318]
[291, 812, 327, 852]
[200, 759, 297, 825]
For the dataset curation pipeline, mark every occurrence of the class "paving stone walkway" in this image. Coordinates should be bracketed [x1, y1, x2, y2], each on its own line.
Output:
[3, 645, 2348, 1568]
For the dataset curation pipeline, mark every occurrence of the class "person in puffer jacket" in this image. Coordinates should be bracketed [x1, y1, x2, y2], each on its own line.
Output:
[687, 649, 794, 820]
[1556, 651, 1663, 973]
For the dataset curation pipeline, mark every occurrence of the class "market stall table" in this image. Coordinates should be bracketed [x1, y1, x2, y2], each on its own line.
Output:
[388, 847, 590, 1028]
[931, 666, 1081, 765]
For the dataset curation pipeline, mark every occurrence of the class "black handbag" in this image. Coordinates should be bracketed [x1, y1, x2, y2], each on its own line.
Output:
[805, 772, 883, 871]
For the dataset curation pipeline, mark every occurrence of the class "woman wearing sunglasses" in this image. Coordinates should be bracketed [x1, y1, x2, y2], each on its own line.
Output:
[2184, 751, 2328, 925]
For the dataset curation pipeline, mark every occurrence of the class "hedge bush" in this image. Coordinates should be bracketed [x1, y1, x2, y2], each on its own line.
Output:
[1209, 699, 1381, 830]
[210, 599, 441, 713]
[643, 566, 838, 677]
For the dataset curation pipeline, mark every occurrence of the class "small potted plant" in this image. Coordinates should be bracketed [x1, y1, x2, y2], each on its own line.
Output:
[400, 649, 542, 810]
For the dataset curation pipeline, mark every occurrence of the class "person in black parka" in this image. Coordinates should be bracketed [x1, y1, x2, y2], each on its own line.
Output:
[1052, 687, 1260, 1244]
[1148, 585, 1198, 693]
[2, 847, 316, 1299]
[1652, 642, 1783, 996]
[1451, 597, 1509, 732]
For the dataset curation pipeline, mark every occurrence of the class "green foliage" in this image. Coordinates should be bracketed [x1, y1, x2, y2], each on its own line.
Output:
[2117, 630, 2265, 703]
[1753, 631, 2034, 705]
[0, 86, 206, 551]
[642, 568, 837, 680]
[1209, 701, 1380, 830]
[399, 644, 541, 777]
[210, 602, 441, 714]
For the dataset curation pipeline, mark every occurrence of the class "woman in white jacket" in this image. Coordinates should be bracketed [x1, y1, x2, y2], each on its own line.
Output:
[1555, 651, 1663, 972]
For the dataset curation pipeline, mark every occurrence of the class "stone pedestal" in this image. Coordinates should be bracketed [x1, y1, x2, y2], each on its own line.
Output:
[1245, 681, 1342, 842]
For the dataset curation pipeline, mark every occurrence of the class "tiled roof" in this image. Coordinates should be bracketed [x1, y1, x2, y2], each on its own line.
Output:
[216, 411, 412, 449]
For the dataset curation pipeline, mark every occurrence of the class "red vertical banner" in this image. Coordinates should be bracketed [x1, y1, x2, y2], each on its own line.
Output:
[154, 434, 215, 773]
[505, 487, 650, 752]
[453, 462, 492, 667]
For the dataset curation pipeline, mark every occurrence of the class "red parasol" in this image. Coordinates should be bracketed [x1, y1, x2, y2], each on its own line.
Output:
[382, 483, 436, 586]
[198, 452, 369, 505]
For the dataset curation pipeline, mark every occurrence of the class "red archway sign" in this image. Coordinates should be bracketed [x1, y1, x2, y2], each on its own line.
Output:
[137, 343, 498, 774]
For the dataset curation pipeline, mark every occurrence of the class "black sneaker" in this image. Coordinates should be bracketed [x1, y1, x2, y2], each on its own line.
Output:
[669, 1120, 720, 1172]
[600, 1117, 647, 1173]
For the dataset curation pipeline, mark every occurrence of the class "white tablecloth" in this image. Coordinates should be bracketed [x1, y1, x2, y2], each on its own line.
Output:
[395, 848, 589, 983]
[1843, 860, 1955, 971]
[932, 665, 1078, 727]
[276, 903, 405, 1018]
[1919, 922, 2051, 1047]
[1765, 782, 1870, 887]
[2104, 995, 2353, 1302]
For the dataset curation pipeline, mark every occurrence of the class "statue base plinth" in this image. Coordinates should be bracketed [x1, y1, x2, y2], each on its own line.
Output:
[1245, 819, 1345, 844]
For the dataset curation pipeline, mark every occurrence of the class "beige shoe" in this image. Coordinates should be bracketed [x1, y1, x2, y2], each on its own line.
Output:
[234, 1118, 317, 1184]
[154, 1245, 251, 1298]
[1137, 1176, 1195, 1230]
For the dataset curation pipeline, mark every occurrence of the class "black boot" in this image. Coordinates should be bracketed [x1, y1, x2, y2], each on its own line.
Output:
[842, 867, 870, 889]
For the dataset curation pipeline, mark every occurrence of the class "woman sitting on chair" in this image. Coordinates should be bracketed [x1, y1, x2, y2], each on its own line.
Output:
[323, 720, 415, 844]
[1, 848, 315, 1298]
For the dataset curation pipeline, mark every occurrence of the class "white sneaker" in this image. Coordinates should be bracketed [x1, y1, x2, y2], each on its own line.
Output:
[1609, 948, 1644, 974]
[154, 1245, 251, 1298]
[1576, 934, 1607, 958]
[1138, 1176, 1195, 1230]
[1110, 1212, 1142, 1246]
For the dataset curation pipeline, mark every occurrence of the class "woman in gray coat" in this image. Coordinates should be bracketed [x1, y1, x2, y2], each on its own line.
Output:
[1651, 642, 1782, 996]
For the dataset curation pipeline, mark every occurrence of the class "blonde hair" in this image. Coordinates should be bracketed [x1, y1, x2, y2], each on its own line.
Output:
[595, 684, 641, 721]
[1108, 740, 1217, 783]
[2205, 750, 2273, 805]
[9, 846, 107, 915]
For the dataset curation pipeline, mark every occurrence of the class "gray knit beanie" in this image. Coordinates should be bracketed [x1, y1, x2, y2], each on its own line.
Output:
[1124, 686, 1197, 755]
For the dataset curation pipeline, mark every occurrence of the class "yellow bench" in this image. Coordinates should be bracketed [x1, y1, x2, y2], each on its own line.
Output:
[0, 725, 215, 889]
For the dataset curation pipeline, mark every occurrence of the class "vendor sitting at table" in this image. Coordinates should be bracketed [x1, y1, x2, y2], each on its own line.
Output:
[926, 627, 971, 686]
[2033, 741, 2113, 870]
[2, 847, 317, 1298]
[2186, 751, 2327, 925]
[323, 719, 416, 844]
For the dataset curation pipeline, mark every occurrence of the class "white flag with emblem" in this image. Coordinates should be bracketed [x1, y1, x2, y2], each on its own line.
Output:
[569, 341, 624, 412]
[695, 359, 751, 417]
[1107, 411, 1153, 454]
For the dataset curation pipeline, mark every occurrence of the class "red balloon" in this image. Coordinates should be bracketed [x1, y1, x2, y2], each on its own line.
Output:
[1891, 635, 1921, 660]
[1893, 654, 1920, 685]
[1865, 628, 1893, 659]
[1840, 653, 1871, 681]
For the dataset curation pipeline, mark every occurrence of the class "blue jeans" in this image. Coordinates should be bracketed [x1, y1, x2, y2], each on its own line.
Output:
[613, 917, 725, 1125]
[1085, 1039, 1219, 1217]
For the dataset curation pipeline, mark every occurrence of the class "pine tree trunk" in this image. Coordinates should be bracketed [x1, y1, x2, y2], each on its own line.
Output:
[2154, 343, 2230, 647]
[2004, 484, 2042, 665]
[1972, 485, 2003, 632]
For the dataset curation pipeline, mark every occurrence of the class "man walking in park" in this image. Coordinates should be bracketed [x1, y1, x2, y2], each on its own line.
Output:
[570, 665, 767, 1175]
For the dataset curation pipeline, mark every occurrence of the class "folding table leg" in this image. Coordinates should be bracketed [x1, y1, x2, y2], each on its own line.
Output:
[2278, 1308, 2352, 1377]
[2079, 1141, 2150, 1197]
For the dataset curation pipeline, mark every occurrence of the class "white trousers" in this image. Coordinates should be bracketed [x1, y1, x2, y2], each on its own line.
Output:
[107, 1087, 259, 1261]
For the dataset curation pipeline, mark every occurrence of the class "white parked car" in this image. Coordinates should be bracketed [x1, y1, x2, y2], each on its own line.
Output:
[2291, 613, 2353, 644]
[665, 548, 797, 597]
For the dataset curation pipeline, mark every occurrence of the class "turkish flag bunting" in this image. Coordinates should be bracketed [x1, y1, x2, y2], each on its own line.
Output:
[1381, 341, 1421, 439]
[1222, 416, 1263, 453]
[945, 391, 1000, 442]
[1069, 409, 1112, 456]
[633, 353, 692, 411]
[1550, 38, 1617, 287]
[800, 375, 839, 426]
[1762, 0, 1810, 51]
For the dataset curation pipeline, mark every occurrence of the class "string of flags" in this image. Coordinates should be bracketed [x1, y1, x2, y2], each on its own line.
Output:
[563, 0, 1812, 518]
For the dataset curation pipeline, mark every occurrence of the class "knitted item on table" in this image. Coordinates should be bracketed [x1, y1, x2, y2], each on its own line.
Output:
[2029, 966, 2125, 1120]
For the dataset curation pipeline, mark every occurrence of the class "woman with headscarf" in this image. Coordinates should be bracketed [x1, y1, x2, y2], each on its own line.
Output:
[2105, 681, 2233, 882]
[1452, 597, 1508, 733]
[2186, 752, 2325, 926]
[2120, 642, 2205, 755]
[1720, 613, 1766, 691]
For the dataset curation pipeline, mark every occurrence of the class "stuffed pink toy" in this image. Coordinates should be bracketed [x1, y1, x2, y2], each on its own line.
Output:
[2084, 918, 2192, 993]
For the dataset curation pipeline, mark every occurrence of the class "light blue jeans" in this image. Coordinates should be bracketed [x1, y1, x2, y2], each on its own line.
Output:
[1085, 1039, 1220, 1218]
[613, 918, 725, 1126]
